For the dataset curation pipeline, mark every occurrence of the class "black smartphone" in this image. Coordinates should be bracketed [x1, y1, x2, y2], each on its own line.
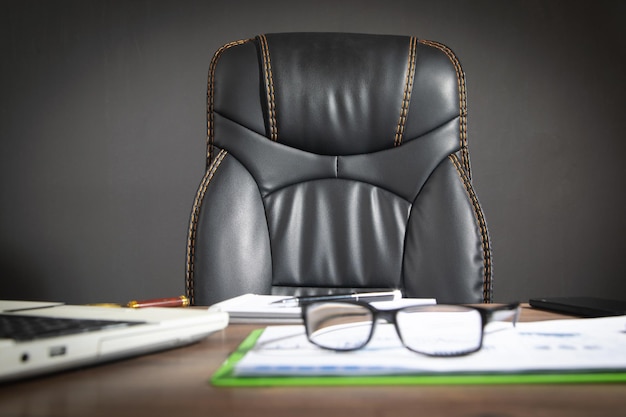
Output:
[529, 296, 626, 318]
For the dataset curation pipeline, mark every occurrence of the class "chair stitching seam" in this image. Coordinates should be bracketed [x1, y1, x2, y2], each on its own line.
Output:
[448, 154, 493, 303]
[419, 40, 471, 178]
[395, 37, 417, 147]
[207, 38, 252, 165]
[185, 149, 228, 305]
[258, 34, 278, 141]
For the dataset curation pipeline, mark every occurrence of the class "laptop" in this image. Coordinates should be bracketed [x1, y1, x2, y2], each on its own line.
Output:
[0, 300, 229, 383]
[529, 296, 626, 318]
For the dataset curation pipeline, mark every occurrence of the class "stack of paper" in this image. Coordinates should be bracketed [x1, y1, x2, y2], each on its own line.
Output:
[208, 294, 302, 323]
[208, 293, 436, 323]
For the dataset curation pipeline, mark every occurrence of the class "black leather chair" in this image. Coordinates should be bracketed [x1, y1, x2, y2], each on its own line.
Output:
[185, 33, 492, 306]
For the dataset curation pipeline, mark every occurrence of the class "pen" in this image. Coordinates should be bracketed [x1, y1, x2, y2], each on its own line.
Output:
[127, 296, 190, 308]
[88, 296, 190, 308]
[270, 290, 401, 308]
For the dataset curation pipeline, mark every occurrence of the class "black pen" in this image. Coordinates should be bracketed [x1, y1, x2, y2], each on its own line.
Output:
[270, 290, 402, 308]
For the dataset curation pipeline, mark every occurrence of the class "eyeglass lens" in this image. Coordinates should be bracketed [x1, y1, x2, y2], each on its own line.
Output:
[396, 305, 483, 356]
[304, 303, 489, 356]
[304, 303, 374, 350]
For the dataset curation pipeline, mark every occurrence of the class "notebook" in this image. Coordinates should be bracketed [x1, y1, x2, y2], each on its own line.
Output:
[0, 300, 229, 383]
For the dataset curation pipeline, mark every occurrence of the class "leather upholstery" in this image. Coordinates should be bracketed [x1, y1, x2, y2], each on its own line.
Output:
[186, 33, 493, 306]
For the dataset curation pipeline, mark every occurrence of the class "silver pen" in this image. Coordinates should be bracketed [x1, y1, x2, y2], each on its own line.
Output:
[270, 290, 402, 308]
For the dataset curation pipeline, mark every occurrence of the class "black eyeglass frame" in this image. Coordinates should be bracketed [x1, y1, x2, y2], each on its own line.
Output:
[300, 301, 521, 357]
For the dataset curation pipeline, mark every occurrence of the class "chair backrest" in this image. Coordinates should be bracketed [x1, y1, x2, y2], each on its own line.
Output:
[186, 33, 492, 306]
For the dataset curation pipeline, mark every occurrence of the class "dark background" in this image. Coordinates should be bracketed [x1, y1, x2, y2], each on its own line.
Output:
[1, 0, 624, 305]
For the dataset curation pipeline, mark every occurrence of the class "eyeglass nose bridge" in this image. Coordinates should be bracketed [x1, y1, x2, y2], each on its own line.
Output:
[372, 308, 397, 323]
[369, 308, 400, 336]
[369, 308, 425, 351]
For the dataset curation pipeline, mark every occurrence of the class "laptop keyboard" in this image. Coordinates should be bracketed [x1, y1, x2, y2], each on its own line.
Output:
[0, 314, 145, 342]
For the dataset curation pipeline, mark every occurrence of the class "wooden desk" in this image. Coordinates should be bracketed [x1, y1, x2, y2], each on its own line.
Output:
[0, 306, 624, 417]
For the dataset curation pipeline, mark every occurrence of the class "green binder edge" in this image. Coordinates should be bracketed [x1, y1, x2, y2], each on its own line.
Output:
[211, 329, 626, 387]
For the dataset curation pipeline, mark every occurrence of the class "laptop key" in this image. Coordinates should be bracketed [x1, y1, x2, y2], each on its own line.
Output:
[0, 314, 145, 342]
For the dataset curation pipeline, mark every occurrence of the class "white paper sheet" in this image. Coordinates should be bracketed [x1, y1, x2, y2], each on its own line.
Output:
[234, 315, 626, 376]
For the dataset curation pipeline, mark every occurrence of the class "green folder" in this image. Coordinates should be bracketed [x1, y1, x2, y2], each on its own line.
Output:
[211, 329, 626, 387]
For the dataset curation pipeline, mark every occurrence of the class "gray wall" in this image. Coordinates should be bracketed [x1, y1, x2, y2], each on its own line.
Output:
[1, 0, 624, 305]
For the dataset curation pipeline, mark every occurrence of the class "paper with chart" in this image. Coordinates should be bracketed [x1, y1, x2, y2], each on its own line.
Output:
[233, 315, 626, 376]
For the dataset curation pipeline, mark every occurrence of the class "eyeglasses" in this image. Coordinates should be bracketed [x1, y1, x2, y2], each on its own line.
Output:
[300, 301, 520, 357]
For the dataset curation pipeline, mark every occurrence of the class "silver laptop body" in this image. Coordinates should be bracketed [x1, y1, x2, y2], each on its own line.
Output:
[0, 300, 229, 383]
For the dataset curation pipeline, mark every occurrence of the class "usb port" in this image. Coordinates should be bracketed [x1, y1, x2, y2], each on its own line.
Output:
[49, 346, 67, 357]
